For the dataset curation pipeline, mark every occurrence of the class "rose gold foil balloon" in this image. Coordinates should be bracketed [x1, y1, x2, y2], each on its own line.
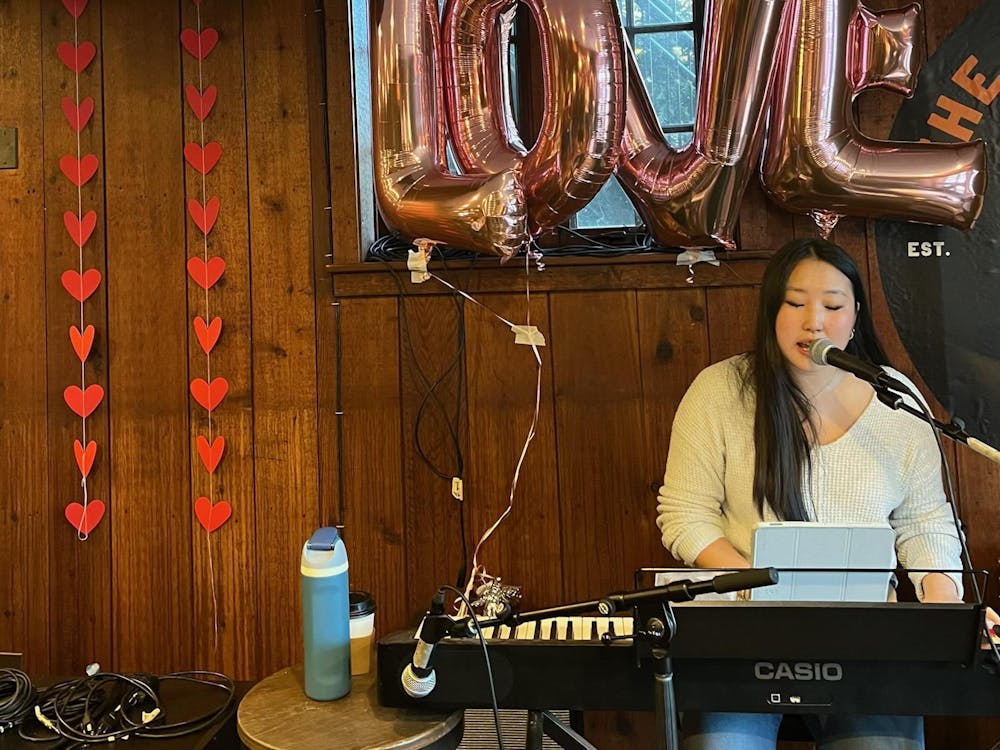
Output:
[762, 0, 986, 235]
[616, 0, 786, 248]
[442, 0, 627, 235]
[373, 0, 527, 257]
[846, 3, 924, 96]
[442, 0, 526, 174]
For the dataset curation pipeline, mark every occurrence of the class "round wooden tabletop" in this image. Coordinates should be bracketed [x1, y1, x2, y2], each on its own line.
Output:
[237, 666, 463, 750]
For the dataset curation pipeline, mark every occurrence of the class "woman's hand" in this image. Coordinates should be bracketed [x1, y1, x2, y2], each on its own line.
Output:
[920, 574, 1000, 648]
[985, 606, 1000, 648]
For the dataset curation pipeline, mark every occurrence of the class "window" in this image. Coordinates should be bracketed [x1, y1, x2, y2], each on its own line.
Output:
[574, 0, 702, 229]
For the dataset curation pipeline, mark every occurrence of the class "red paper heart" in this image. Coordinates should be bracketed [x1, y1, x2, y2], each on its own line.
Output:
[59, 154, 99, 187]
[56, 41, 96, 73]
[69, 324, 95, 362]
[193, 315, 222, 354]
[61, 96, 95, 133]
[190, 377, 229, 412]
[185, 84, 217, 121]
[73, 439, 97, 478]
[61, 268, 102, 303]
[64, 210, 97, 248]
[183, 142, 222, 175]
[187, 256, 225, 290]
[64, 383, 104, 419]
[61, 0, 88, 18]
[196, 435, 225, 473]
[194, 497, 231, 532]
[180, 28, 219, 60]
[188, 197, 220, 235]
[65, 500, 105, 535]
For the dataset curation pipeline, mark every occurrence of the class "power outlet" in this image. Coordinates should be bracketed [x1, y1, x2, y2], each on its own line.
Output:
[0, 127, 18, 169]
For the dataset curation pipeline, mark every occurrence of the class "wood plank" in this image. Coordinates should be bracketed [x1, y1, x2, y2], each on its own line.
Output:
[0, 0, 51, 675]
[463, 291, 563, 614]
[549, 292, 649, 600]
[636, 287, 710, 564]
[737, 179, 795, 252]
[305, 0, 343, 541]
[397, 294, 470, 619]
[330, 256, 771, 297]
[40, 0, 113, 675]
[180, 0, 258, 681]
[245, 0, 322, 676]
[337, 297, 408, 634]
[103, 0, 194, 673]
[706, 286, 759, 362]
[101, 0, 193, 672]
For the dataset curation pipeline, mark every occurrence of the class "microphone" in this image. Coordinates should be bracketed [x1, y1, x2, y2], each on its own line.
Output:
[401, 588, 448, 699]
[807, 338, 908, 391]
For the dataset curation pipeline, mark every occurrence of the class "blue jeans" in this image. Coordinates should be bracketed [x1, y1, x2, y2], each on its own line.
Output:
[680, 712, 924, 749]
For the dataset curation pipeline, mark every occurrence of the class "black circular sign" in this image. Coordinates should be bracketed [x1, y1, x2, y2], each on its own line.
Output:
[874, 0, 1000, 446]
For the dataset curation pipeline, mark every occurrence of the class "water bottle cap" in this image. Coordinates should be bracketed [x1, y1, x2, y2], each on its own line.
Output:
[306, 526, 341, 551]
[301, 527, 348, 576]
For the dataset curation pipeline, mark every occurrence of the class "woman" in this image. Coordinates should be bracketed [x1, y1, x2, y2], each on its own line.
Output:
[656, 238, 971, 749]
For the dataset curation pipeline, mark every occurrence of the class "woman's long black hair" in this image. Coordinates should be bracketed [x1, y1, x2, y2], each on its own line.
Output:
[745, 238, 889, 521]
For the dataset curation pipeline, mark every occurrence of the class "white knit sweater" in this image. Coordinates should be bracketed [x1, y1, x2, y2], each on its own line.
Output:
[655, 355, 963, 599]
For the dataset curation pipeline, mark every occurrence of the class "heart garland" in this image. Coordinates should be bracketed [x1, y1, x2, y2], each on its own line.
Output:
[183, 2, 231, 534]
[58, 1, 104, 537]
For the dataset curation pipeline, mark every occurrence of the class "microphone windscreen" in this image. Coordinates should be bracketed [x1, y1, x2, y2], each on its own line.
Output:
[807, 338, 834, 366]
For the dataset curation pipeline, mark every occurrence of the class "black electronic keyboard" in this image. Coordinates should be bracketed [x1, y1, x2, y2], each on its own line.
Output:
[378, 602, 1000, 716]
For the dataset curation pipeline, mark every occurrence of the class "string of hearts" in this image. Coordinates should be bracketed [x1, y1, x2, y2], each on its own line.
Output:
[58, 0, 105, 538]
[183, 0, 232, 535]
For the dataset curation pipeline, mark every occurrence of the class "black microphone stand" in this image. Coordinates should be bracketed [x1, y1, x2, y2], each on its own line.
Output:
[452, 567, 779, 750]
[869, 380, 989, 617]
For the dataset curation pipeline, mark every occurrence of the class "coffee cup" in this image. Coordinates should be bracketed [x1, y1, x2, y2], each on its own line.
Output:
[349, 591, 376, 676]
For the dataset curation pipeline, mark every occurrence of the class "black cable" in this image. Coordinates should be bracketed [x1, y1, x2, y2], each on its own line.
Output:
[0, 668, 35, 734]
[365, 228, 677, 262]
[375, 253, 469, 588]
[441, 584, 504, 750]
[17, 670, 235, 745]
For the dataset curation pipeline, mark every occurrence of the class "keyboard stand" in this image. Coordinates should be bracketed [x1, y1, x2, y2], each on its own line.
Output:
[526, 710, 598, 750]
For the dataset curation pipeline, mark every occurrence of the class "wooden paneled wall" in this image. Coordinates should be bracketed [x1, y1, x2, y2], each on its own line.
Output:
[1, 1, 998, 748]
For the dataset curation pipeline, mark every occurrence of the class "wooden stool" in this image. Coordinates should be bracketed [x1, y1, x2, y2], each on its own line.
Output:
[238, 666, 463, 750]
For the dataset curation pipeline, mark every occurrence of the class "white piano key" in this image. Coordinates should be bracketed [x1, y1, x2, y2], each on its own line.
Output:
[594, 616, 612, 639]
[515, 622, 536, 639]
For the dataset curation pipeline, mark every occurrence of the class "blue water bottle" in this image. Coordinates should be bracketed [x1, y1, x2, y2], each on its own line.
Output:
[301, 527, 351, 700]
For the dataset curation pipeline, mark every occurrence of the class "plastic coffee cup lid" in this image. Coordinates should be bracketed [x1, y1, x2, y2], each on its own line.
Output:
[349, 590, 376, 617]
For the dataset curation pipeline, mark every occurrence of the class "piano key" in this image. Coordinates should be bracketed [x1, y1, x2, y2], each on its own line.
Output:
[594, 617, 611, 639]
[558, 618, 572, 641]
[515, 622, 535, 639]
[480, 624, 496, 639]
[498, 624, 512, 639]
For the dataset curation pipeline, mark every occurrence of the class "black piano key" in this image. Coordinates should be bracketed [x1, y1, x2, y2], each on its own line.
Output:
[590, 619, 599, 640]
[566, 619, 573, 640]
[533, 620, 541, 639]
[547, 619, 557, 640]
